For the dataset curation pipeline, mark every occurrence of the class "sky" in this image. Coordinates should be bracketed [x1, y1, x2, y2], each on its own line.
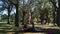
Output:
[0, 1, 3, 8]
[0, 1, 3, 6]
[0, 0, 16, 15]
[0, 0, 28, 15]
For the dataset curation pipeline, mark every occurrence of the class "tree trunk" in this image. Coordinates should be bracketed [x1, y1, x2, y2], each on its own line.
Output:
[56, 0, 60, 26]
[40, 14, 44, 24]
[7, 6, 10, 24]
[22, 9, 25, 25]
[31, 12, 35, 31]
[50, 0, 60, 26]
[15, 4, 19, 27]
[56, 8, 60, 26]
[53, 11, 56, 25]
[52, 3, 57, 25]
[22, 0, 25, 25]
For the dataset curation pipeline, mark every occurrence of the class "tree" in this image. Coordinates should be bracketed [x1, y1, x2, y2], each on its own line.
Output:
[22, 0, 26, 25]
[22, 0, 36, 31]
[50, 0, 60, 26]
[6, 2, 12, 24]
[7, 0, 19, 27]
[49, 0, 57, 25]
[0, 0, 12, 24]
[34, 0, 53, 24]
[56, 0, 60, 26]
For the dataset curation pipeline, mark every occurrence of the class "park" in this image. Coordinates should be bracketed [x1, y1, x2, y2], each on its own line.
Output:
[0, 0, 60, 34]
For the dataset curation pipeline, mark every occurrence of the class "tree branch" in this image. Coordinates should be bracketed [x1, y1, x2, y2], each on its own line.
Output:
[8, 0, 16, 5]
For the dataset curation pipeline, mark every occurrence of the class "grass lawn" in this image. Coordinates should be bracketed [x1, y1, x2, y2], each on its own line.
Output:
[0, 22, 60, 34]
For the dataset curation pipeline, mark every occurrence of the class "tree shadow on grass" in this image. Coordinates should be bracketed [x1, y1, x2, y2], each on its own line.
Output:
[20, 27, 60, 34]
[46, 28, 60, 34]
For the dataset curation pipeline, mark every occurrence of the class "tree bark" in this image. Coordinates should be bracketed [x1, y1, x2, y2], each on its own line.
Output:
[22, 10, 25, 25]
[7, 6, 10, 24]
[14, 0, 19, 27]
[22, 0, 25, 25]
[56, 0, 60, 26]
[56, 8, 60, 26]
[15, 5, 19, 27]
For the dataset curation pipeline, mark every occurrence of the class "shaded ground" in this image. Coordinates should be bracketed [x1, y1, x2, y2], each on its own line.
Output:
[0, 23, 60, 34]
